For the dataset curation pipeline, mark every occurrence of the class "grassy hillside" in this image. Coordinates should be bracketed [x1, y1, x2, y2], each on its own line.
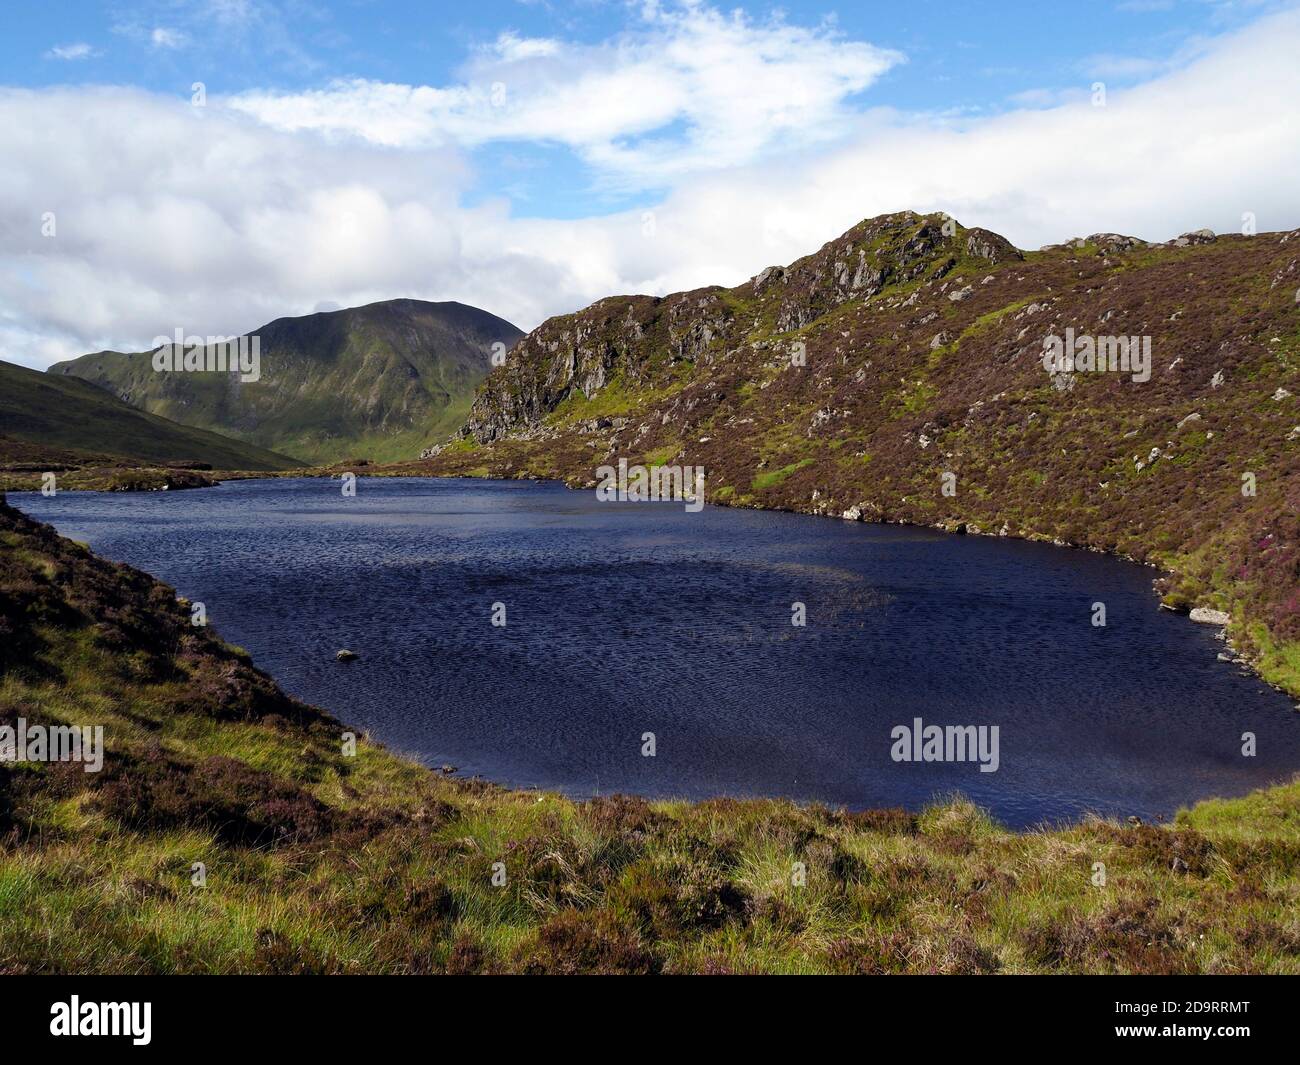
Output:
[0, 360, 299, 475]
[420, 212, 1300, 697]
[50, 299, 523, 465]
[2, 495, 1299, 974]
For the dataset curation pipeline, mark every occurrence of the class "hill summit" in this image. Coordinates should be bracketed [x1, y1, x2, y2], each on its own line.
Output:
[51, 298, 524, 465]
[421, 210, 1300, 697]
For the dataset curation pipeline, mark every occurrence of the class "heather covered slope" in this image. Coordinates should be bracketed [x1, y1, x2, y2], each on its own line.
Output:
[419, 212, 1300, 695]
[2, 496, 1300, 974]
[51, 299, 523, 465]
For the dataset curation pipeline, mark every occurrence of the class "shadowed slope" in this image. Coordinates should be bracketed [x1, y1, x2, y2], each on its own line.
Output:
[0, 360, 298, 472]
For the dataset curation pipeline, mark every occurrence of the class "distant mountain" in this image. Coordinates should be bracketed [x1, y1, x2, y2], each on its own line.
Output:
[426, 211, 1300, 697]
[51, 299, 524, 465]
[0, 359, 298, 472]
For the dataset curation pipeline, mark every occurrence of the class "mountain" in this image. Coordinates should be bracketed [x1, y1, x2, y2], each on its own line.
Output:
[50, 298, 524, 465]
[0, 359, 298, 474]
[421, 211, 1300, 696]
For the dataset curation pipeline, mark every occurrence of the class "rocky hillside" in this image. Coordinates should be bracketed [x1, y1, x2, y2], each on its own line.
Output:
[3, 493, 1299, 974]
[0, 359, 298, 479]
[51, 299, 523, 465]
[420, 212, 1300, 694]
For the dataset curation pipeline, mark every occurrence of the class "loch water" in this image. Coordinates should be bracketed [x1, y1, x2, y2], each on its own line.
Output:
[15, 477, 1300, 828]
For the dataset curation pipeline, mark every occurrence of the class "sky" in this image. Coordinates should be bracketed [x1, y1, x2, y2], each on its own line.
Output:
[2, 0, 1298, 369]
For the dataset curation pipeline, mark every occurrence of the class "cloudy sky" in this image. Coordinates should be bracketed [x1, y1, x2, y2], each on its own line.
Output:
[3, 0, 1298, 369]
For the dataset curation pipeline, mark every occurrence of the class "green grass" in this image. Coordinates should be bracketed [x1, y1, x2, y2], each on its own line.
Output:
[752, 458, 813, 491]
[548, 374, 688, 430]
[1246, 623, 1300, 698]
[0, 360, 299, 471]
[641, 444, 680, 466]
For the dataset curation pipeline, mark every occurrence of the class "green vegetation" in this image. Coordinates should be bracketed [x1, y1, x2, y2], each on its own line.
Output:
[641, 444, 680, 467]
[438, 436, 482, 456]
[550, 376, 642, 425]
[1247, 623, 1300, 700]
[3, 499, 1298, 974]
[0, 360, 298, 474]
[48, 299, 521, 466]
[752, 458, 814, 492]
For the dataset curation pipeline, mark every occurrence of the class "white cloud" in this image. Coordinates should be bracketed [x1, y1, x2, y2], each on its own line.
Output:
[492, 32, 561, 61]
[150, 28, 188, 49]
[3, 6, 1300, 372]
[45, 43, 98, 61]
[227, 4, 903, 187]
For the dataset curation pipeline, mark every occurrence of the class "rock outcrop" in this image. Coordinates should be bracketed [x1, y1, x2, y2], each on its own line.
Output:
[426, 210, 1300, 690]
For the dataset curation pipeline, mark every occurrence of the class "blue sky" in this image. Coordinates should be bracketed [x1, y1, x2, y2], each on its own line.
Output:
[4, 0, 1284, 217]
[2, 0, 1297, 365]
[4, 1, 1270, 102]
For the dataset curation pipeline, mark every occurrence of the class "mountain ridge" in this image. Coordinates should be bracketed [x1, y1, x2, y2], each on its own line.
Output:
[418, 210, 1300, 696]
[51, 298, 524, 465]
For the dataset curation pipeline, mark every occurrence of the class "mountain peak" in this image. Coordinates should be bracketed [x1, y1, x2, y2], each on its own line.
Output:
[752, 212, 1022, 333]
[50, 299, 524, 465]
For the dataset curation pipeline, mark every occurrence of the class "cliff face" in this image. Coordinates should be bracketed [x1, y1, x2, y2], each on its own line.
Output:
[462, 213, 1023, 443]
[425, 211, 1300, 693]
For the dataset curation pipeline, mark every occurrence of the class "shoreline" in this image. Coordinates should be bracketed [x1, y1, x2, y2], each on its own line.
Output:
[7, 481, 1295, 834]
[105, 463, 1300, 702]
[5, 490, 1300, 974]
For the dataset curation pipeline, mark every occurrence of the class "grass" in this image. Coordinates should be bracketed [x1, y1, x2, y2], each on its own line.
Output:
[641, 444, 680, 467]
[3, 496, 1300, 975]
[550, 375, 651, 427]
[0, 361, 299, 473]
[1246, 623, 1300, 699]
[752, 458, 814, 492]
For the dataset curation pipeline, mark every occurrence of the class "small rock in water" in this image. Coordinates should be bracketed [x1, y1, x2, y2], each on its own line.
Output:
[440, 764, 458, 774]
[335, 649, 358, 661]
